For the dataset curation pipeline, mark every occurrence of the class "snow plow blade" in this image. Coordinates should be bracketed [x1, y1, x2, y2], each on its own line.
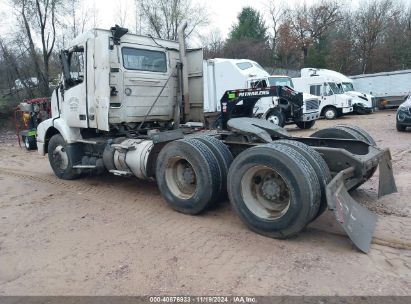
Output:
[325, 149, 397, 253]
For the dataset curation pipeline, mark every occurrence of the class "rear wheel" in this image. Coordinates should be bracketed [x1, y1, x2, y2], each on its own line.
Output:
[296, 120, 315, 129]
[47, 134, 80, 180]
[311, 126, 378, 190]
[265, 108, 285, 127]
[156, 138, 222, 214]
[323, 106, 337, 120]
[311, 126, 361, 140]
[227, 143, 320, 238]
[191, 135, 233, 201]
[275, 140, 331, 221]
[335, 124, 376, 146]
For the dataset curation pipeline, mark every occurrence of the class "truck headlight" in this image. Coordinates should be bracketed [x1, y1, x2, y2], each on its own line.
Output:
[348, 99, 352, 106]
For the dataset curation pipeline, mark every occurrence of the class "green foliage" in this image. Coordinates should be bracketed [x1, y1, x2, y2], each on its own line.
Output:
[229, 7, 268, 43]
[304, 47, 326, 68]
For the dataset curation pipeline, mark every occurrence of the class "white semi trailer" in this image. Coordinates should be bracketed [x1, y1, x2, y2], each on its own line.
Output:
[351, 69, 411, 108]
[36, 24, 397, 252]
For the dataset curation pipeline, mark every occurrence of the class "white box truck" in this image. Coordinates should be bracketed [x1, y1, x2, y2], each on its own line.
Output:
[292, 75, 353, 119]
[301, 68, 374, 114]
[350, 69, 411, 108]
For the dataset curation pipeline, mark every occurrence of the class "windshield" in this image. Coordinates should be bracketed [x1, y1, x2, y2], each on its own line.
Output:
[268, 77, 294, 88]
[328, 82, 343, 94]
[341, 82, 354, 92]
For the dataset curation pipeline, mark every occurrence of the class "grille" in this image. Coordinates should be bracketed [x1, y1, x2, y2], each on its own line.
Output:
[305, 99, 319, 111]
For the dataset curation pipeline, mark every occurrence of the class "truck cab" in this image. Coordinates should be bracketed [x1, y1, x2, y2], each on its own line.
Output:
[301, 68, 374, 114]
[37, 25, 205, 154]
[292, 75, 353, 120]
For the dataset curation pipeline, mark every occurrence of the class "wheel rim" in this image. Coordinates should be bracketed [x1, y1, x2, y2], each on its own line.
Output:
[24, 137, 30, 149]
[52, 145, 69, 170]
[240, 165, 291, 220]
[165, 156, 197, 199]
[267, 114, 280, 125]
[325, 109, 335, 119]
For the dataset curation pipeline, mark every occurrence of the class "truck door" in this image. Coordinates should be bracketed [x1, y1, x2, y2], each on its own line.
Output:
[60, 44, 88, 128]
[120, 45, 172, 123]
[92, 36, 110, 131]
[322, 82, 336, 105]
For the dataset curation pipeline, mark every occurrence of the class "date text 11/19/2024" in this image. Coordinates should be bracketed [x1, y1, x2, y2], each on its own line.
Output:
[149, 296, 257, 303]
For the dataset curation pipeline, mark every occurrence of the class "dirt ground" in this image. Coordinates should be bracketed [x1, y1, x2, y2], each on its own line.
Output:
[0, 110, 410, 296]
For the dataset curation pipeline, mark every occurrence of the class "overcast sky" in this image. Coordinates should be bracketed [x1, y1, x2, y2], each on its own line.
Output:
[1, 0, 411, 44]
[0, 0, 318, 41]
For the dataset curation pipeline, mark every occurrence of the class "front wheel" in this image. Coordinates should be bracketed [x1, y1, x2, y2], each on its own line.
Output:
[47, 134, 80, 180]
[296, 120, 315, 129]
[323, 107, 337, 120]
[265, 108, 285, 127]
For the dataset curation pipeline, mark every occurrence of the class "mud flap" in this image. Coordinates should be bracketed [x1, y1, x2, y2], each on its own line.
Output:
[378, 149, 397, 197]
[326, 167, 377, 253]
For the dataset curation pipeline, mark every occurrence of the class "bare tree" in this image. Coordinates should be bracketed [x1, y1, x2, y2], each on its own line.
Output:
[115, 0, 129, 28]
[201, 28, 225, 59]
[12, 0, 60, 95]
[137, 0, 209, 40]
[264, 0, 285, 54]
[352, 0, 397, 73]
[287, 1, 341, 64]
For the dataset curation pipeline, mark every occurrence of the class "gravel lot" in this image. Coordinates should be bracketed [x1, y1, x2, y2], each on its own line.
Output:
[0, 110, 410, 295]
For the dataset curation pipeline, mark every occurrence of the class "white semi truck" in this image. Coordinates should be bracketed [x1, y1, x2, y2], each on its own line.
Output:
[351, 69, 411, 108]
[292, 74, 354, 119]
[203, 59, 320, 129]
[36, 24, 397, 252]
[252, 75, 320, 129]
[301, 68, 375, 114]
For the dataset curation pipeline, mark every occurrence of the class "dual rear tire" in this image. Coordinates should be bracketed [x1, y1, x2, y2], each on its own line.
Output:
[227, 141, 329, 238]
[155, 136, 232, 214]
[157, 137, 331, 238]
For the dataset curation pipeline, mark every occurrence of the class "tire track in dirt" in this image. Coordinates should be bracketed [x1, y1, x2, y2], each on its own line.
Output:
[1, 166, 410, 252]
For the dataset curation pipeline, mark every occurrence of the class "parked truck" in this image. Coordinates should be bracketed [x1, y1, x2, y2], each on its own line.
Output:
[301, 68, 374, 114]
[252, 75, 320, 129]
[36, 24, 397, 252]
[351, 69, 411, 108]
[203, 59, 320, 129]
[292, 74, 354, 119]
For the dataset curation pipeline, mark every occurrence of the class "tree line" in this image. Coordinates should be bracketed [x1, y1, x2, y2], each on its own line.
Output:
[204, 0, 411, 76]
[1, 0, 410, 117]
